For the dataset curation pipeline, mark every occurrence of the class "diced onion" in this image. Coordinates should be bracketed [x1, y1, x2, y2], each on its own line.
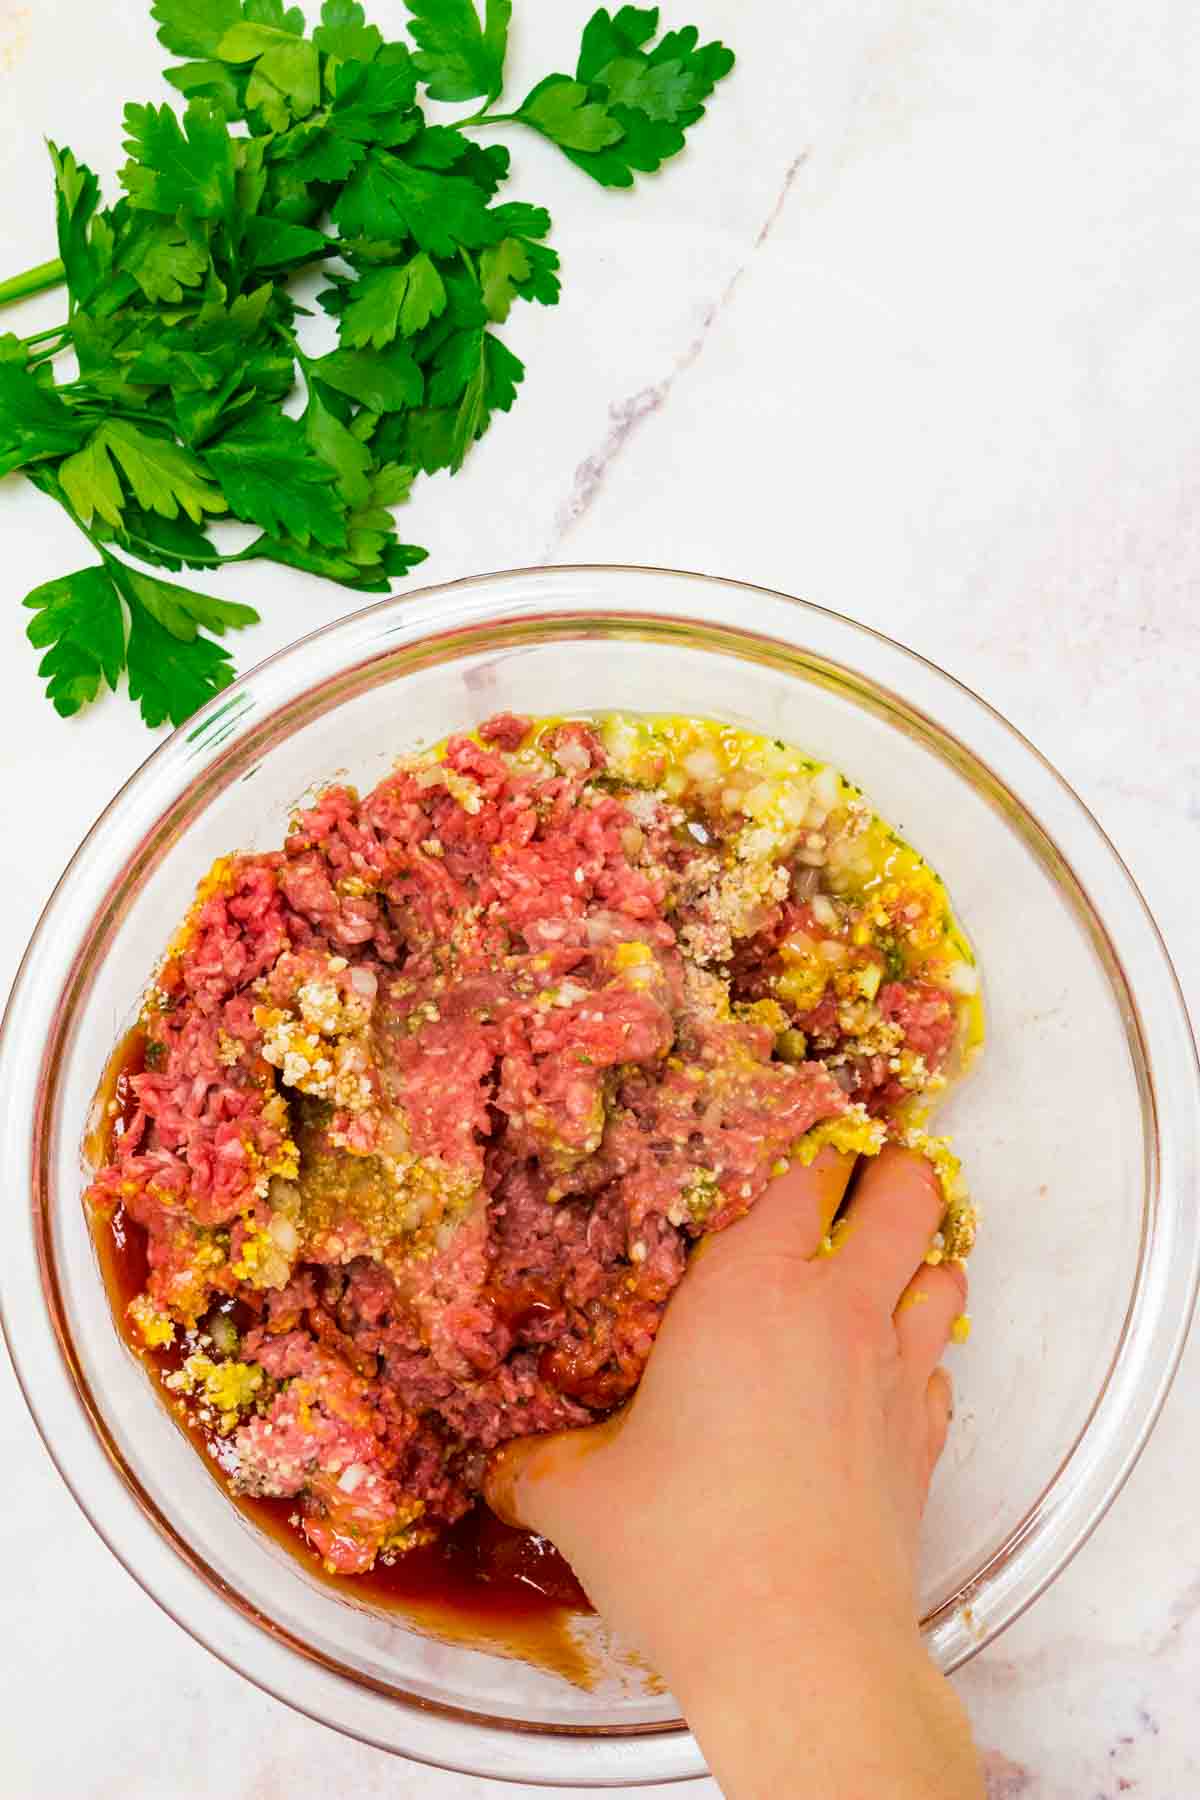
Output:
[777, 784, 810, 825]
[946, 961, 979, 996]
[269, 1215, 299, 1254]
[553, 740, 590, 773]
[208, 1311, 239, 1357]
[683, 749, 721, 781]
[811, 766, 840, 811]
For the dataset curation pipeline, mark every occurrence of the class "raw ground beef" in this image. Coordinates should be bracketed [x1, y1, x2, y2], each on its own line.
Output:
[89, 713, 978, 1574]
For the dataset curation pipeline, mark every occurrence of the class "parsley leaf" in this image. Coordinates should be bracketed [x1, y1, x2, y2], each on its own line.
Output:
[108, 558, 257, 641]
[304, 382, 374, 506]
[163, 58, 250, 120]
[57, 435, 125, 527]
[23, 552, 257, 725]
[428, 325, 523, 469]
[246, 526, 424, 590]
[336, 252, 448, 346]
[202, 407, 348, 546]
[242, 213, 330, 271]
[315, 345, 424, 410]
[125, 598, 240, 728]
[217, 22, 321, 128]
[405, 125, 468, 170]
[332, 148, 500, 254]
[151, 0, 244, 60]
[575, 4, 658, 79]
[0, 364, 89, 477]
[600, 50, 710, 119]
[244, 0, 306, 30]
[24, 566, 126, 716]
[120, 99, 238, 223]
[516, 78, 623, 152]
[402, 0, 511, 104]
[479, 237, 529, 321]
[48, 144, 108, 309]
[375, 404, 459, 475]
[476, 202, 559, 320]
[60, 420, 227, 529]
[513, 6, 734, 187]
[313, 0, 385, 64]
[264, 44, 420, 174]
[327, 48, 419, 136]
[118, 217, 210, 303]
[107, 505, 228, 574]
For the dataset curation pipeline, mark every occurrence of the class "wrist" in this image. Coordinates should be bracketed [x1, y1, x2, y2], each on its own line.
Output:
[611, 1533, 920, 1695]
[678, 1620, 970, 1800]
[651, 1589, 982, 1800]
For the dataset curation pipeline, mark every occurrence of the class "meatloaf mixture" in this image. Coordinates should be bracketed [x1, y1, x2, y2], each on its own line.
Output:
[88, 713, 980, 1576]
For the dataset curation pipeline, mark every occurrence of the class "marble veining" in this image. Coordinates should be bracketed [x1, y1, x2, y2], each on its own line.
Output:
[549, 148, 811, 552]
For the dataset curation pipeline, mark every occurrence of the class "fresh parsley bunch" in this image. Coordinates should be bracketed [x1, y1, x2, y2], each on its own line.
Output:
[0, 1, 733, 728]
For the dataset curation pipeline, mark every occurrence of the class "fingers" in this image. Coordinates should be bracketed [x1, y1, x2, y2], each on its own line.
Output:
[704, 1146, 856, 1269]
[484, 1416, 616, 1534]
[925, 1366, 954, 1469]
[484, 1436, 539, 1529]
[894, 1260, 968, 1379]
[807, 1148, 857, 1242]
[834, 1146, 946, 1302]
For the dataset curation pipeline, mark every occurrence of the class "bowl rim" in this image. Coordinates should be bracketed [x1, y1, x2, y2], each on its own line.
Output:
[2, 561, 1197, 1786]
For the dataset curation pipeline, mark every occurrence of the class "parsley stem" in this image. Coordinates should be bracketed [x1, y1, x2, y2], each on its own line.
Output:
[21, 323, 72, 348]
[119, 529, 242, 568]
[272, 321, 313, 373]
[0, 257, 67, 308]
[70, 399, 167, 426]
[458, 112, 519, 129]
[25, 348, 71, 372]
[52, 486, 105, 557]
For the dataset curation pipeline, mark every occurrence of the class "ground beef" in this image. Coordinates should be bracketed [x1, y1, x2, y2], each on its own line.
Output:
[89, 712, 974, 1574]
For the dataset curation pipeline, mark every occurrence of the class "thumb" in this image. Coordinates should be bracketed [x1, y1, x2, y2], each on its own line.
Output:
[485, 1413, 621, 1536]
[486, 1152, 855, 1530]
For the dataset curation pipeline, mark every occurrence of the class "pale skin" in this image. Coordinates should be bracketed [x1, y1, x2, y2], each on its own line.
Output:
[486, 1146, 986, 1800]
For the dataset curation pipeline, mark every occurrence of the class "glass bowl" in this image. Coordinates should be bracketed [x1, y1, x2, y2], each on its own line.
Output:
[2, 566, 1196, 1788]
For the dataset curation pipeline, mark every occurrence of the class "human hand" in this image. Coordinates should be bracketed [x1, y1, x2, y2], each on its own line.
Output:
[486, 1147, 984, 1799]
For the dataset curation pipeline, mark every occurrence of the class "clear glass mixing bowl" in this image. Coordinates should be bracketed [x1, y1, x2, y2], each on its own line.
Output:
[2, 566, 1196, 1787]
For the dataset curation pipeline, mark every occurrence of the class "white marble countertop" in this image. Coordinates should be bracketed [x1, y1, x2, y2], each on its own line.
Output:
[2, 0, 1197, 1793]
